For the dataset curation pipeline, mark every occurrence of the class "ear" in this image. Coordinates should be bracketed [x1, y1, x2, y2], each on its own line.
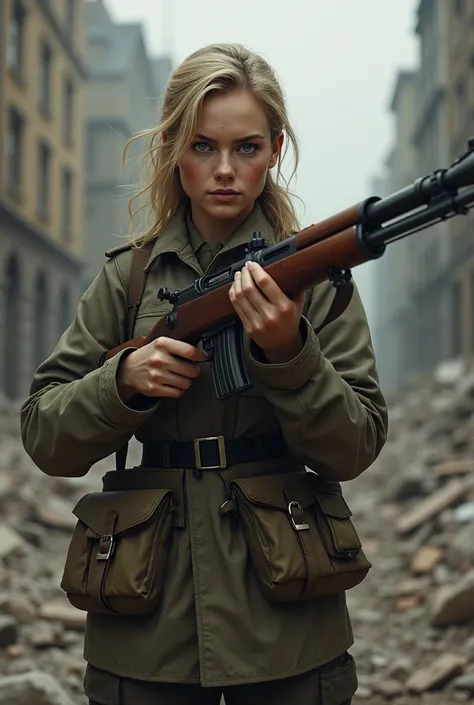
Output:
[269, 132, 284, 169]
[162, 132, 168, 144]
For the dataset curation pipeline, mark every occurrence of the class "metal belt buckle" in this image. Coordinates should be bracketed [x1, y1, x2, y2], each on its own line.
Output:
[194, 436, 227, 470]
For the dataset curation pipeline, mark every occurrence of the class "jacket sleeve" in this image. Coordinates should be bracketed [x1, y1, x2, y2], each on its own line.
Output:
[20, 254, 160, 478]
[246, 282, 388, 481]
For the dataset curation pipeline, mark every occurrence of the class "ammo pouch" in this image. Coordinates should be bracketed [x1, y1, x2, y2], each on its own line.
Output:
[229, 471, 371, 601]
[60, 488, 174, 616]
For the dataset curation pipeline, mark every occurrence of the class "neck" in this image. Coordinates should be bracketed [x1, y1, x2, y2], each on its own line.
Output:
[190, 202, 255, 244]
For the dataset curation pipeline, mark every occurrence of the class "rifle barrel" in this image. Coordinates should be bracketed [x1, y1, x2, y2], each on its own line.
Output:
[363, 142, 474, 227]
[366, 186, 474, 250]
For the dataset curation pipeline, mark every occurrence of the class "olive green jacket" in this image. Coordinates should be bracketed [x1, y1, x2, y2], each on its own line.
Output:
[20, 203, 388, 687]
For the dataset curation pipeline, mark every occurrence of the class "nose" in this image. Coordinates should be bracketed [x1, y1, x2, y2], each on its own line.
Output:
[214, 152, 236, 182]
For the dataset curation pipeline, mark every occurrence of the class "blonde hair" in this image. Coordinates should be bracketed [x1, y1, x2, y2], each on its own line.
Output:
[125, 43, 300, 243]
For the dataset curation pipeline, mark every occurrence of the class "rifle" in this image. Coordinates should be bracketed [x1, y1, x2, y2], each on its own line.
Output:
[105, 139, 474, 400]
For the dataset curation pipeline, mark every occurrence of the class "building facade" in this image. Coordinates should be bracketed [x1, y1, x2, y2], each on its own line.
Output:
[83, 0, 172, 285]
[372, 72, 419, 391]
[0, 0, 86, 401]
[373, 0, 474, 393]
[446, 0, 474, 359]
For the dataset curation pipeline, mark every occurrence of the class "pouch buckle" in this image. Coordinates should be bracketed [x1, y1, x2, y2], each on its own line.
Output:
[96, 534, 115, 561]
[288, 501, 310, 531]
[194, 436, 227, 470]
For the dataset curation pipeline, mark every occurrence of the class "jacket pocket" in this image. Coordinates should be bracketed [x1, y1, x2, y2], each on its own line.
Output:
[320, 652, 358, 704]
[60, 488, 174, 616]
[229, 471, 371, 601]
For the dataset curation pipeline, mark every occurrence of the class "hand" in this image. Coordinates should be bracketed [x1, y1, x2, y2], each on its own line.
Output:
[117, 337, 207, 401]
[229, 261, 306, 363]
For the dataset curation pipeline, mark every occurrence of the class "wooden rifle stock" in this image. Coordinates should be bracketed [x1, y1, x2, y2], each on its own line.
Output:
[104, 202, 369, 361]
[102, 138, 474, 397]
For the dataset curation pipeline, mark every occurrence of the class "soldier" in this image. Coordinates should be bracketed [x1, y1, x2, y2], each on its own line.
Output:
[21, 43, 388, 705]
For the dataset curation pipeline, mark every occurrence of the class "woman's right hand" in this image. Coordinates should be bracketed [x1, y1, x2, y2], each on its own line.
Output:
[116, 337, 207, 402]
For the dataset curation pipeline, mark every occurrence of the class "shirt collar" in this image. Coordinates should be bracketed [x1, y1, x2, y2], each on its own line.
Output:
[144, 200, 277, 272]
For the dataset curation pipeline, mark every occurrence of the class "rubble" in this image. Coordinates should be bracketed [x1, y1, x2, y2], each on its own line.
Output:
[0, 671, 76, 705]
[1, 358, 474, 703]
[343, 357, 474, 703]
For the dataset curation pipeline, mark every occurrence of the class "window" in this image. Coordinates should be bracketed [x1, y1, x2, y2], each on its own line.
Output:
[451, 280, 463, 357]
[6, 109, 24, 192]
[37, 141, 51, 219]
[2, 256, 21, 399]
[455, 79, 467, 133]
[7, 1, 26, 77]
[34, 272, 49, 367]
[66, 0, 75, 31]
[38, 41, 53, 114]
[58, 287, 71, 336]
[63, 77, 74, 145]
[61, 168, 73, 240]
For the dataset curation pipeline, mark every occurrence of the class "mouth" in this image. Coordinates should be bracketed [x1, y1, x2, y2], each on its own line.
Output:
[209, 189, 240, 203]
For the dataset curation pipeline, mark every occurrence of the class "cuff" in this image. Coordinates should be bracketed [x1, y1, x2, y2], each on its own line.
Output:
[248, 317, 323, 391]
[98, 348, 160, 426]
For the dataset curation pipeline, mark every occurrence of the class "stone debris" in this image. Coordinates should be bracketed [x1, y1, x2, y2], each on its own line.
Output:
[406, 653, 467, 693]
[1, 358, 474, 703]
[0, 671, 76, 705]
[430, 570, 474, 627]
[341, 358, 474, 703]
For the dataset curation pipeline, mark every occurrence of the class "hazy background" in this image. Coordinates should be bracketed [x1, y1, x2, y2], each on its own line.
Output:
[107, 0, 420, 320]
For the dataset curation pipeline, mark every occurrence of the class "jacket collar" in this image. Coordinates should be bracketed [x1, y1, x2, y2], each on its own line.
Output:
[144, 200, 277, 273]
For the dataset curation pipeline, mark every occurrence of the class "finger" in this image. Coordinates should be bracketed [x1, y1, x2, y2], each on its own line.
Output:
[238, 265, 271, 313]
[155, 337, 207, 362]
[229, 276, 252, 328]
[245, 261, 287, 305]
[157, 370, 194, 391]
[167, 356, 201, 379]
[153, 384, 186, 399]
[231, 297, 252, 329]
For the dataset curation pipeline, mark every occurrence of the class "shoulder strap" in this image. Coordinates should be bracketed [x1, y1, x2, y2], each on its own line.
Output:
[314, 284, 354, 336]
[125, 243, 154, 339]
[115, 242, 154, 474]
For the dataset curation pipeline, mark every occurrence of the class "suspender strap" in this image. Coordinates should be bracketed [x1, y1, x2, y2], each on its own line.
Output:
[126, 244, 154, 338]
[115, 242, 154, 472]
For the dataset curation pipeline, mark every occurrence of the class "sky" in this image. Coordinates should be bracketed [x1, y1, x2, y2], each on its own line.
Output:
[99, 0, 420, 323]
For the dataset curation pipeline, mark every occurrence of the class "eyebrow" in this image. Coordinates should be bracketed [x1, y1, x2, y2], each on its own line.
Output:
[196, 133, 266, 143]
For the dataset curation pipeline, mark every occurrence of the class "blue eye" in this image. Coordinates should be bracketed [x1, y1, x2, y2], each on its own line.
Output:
[193, 142, 211, 152]
[238, 144, 258, 154]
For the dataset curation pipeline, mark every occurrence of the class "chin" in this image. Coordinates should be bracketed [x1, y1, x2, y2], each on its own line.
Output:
[205, 204, 249, 220]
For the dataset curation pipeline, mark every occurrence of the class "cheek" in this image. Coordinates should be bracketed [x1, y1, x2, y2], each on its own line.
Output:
[243, 161, 270, 188]
[178, 159, 207, 189]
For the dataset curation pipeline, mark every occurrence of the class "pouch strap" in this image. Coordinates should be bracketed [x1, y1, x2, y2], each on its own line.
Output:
[284, 486, 319, 599]
[89, 509, 118, 612]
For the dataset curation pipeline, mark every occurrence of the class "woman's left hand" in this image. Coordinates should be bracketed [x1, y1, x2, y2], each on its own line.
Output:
[229, 261, 306, 363]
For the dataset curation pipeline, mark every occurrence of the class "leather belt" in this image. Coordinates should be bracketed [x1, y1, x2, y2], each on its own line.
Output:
[141, 434, 287, 470]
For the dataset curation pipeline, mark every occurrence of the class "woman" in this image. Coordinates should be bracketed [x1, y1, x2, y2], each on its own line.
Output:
[21, 43, 388, 705]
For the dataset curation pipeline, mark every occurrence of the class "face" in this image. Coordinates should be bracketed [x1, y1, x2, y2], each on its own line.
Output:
[176, 89, 283, 226]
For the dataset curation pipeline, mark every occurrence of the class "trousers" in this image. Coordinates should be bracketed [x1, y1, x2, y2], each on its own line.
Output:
[85, 652, 357, 705]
